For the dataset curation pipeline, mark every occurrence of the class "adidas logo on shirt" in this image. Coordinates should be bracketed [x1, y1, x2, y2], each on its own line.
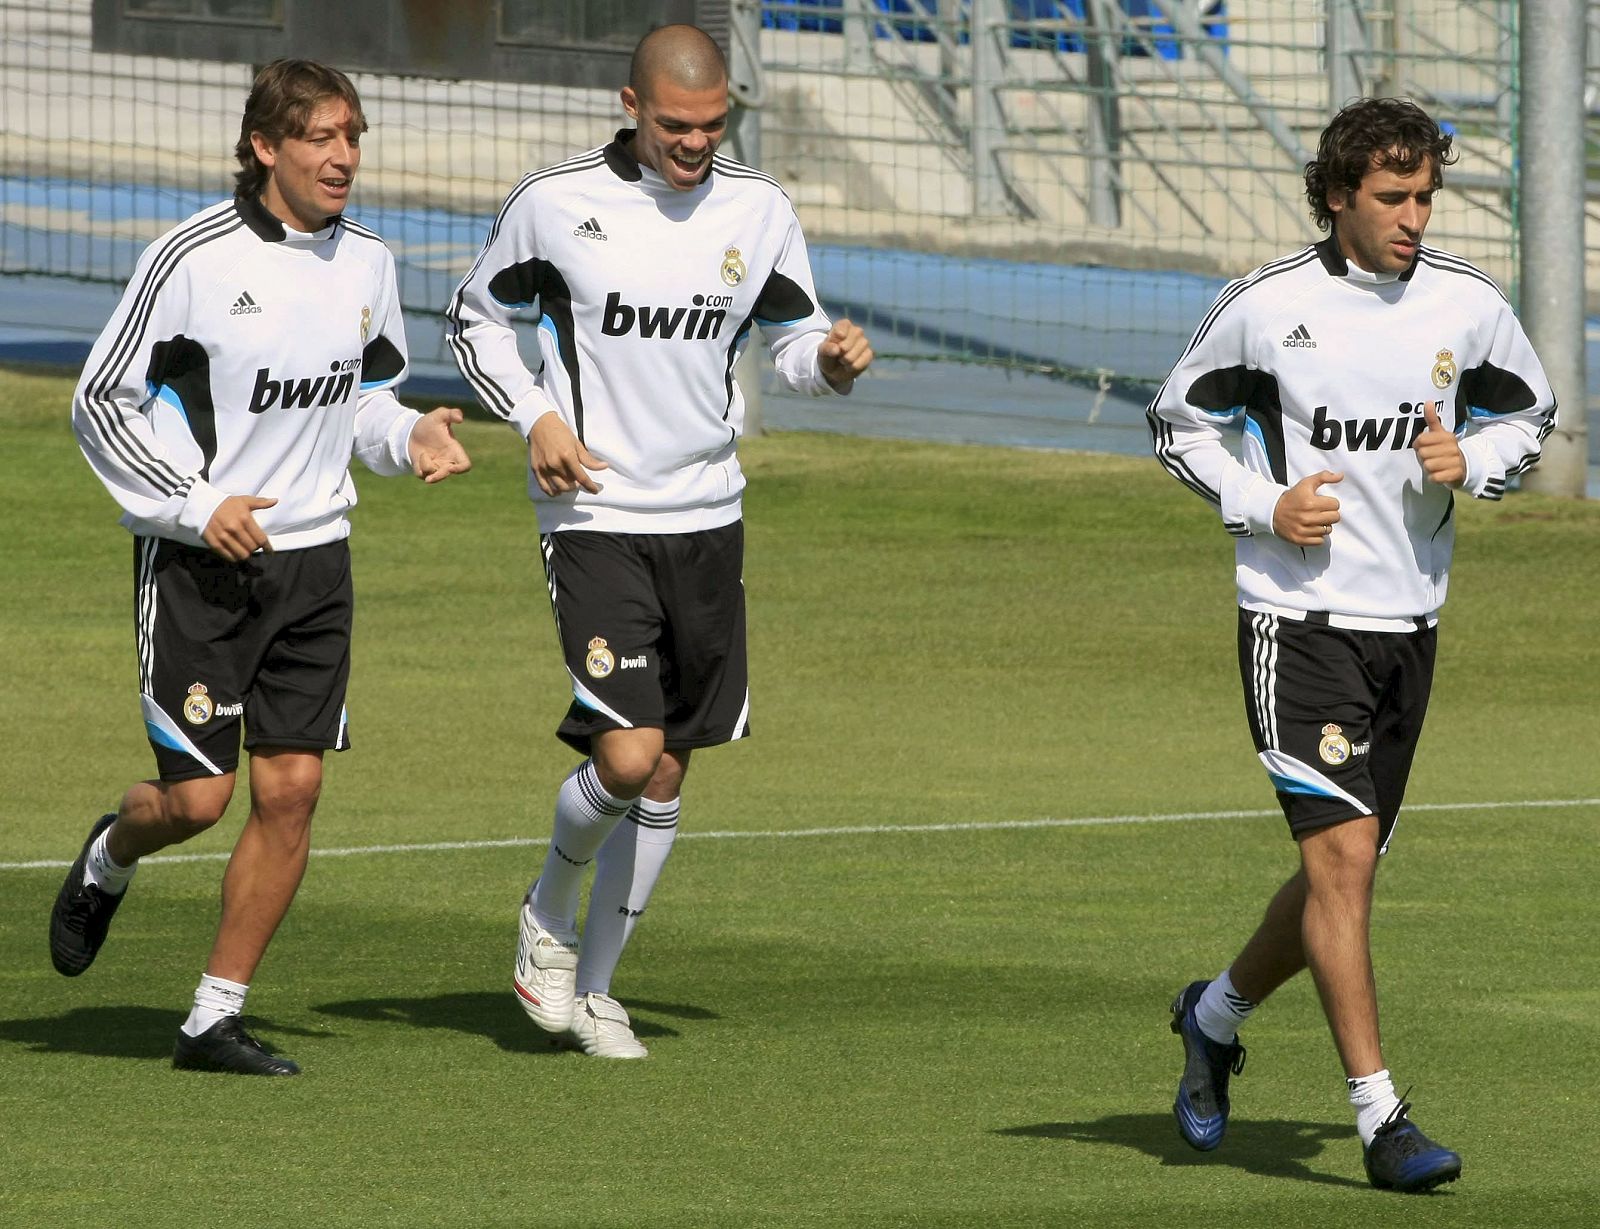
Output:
[572, 217, 608, 241]
[230, 291, 263, 316]
[1282, 323, 1316, 348]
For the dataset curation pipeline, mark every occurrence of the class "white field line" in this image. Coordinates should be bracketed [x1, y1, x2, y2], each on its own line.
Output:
[3, 796, 1597, 873]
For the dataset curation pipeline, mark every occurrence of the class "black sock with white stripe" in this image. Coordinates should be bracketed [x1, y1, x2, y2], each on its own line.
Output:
[531, 760, 634, 931]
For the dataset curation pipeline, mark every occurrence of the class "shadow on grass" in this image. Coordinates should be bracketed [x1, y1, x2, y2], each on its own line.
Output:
[311, 991, 718, 1053]
[997, 1113, 1369, 1189]
[0, 1006, 313, 1062]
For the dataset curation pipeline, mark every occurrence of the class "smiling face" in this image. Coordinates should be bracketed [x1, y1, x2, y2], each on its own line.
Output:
[252, 97, 361, 231]
[620, 77, 728, 191]
[1329, 154, 1437, 275]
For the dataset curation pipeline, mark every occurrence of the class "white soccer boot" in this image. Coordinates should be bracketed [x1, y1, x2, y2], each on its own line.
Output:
[513, 894, 579, 1034]
[569, 992, 649, 1059]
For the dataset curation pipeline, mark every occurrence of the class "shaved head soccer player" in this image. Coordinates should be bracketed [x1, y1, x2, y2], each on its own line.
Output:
[53, 60, 470, 1076]
[1148, 97, 1555, 1191]
[447, 24, 872, 1058]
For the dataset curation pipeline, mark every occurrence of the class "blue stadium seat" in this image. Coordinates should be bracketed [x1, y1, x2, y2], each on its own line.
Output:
[757, 1, 1227, 57]
[761, 0, 845, 33]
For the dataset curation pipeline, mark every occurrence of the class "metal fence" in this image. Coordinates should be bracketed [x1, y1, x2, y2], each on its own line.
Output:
[754, 1, 1539, 371]
[1, 1, 1594, 401]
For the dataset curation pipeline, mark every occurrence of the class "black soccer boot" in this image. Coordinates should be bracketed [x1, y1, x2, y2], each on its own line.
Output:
[172, 1016, 301, 1076]
[49, 812, 127, 976]
[1170, 979, 1247, 1151]
[1363, 1100, 1461, 1192]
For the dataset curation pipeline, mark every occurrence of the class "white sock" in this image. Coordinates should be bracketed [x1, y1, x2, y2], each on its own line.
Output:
[180, 973, 248, 1038]
[530, 760, 635, 931]
[1348, 1068, 1402, 1145]
[1195, 969, 1255, 1045]
[84, 826, 136, 895]
[576, 796, 680, 997]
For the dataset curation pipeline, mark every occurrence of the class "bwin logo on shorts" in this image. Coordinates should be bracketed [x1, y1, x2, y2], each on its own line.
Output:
[1282, 323, 1316, 348]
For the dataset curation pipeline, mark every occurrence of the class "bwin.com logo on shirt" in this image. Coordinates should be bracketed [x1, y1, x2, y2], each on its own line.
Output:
[600, 291, 730, 340]
[248, 358, 361, 413]
[230, 291, 263, 316]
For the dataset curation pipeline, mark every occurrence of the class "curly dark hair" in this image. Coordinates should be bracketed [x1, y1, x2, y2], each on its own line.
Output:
[1304, 97, 1455, 231]
[234, 60, 367, 198]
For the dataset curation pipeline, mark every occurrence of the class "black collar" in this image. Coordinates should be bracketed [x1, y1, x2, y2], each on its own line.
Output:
[603, 130, 644, 182]
[234, 191, 339, 242]
[1316, 233, 1419, 282]
[1314, 235, 1347, 276]
[603, 128, 713, 187]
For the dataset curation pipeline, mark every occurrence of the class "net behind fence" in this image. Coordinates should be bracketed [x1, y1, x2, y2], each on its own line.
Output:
[1, 1, 1594, 444]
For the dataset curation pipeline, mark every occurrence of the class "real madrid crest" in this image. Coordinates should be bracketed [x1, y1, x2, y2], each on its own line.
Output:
[360, 306, 372, 344]
[1317, 722, 1351, 766]
[183, 682, 214, 726]
[585, 636, 615, 680]
[719, 246, 746, 288]
[1431, 348, 1457, 390]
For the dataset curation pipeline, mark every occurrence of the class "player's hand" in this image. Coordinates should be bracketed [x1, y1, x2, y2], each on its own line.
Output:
[818, 318, 873, 392]
[203, 495, 276, 561]
[1273, 471, 1343, 546]
[409, 406, 472, 484]
[529, 411, 607, 496]
[1414, 401, 1466, 487]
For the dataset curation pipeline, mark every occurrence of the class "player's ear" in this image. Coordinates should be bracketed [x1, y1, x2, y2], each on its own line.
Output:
[249, 131, 278, 171]
[620, 86, 640, 122]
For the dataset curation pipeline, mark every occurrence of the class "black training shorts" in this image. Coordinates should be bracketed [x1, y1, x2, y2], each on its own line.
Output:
[135, 536, 354, 780]
[539, 522, 750, 753]
[1237, 607, 1436, 852]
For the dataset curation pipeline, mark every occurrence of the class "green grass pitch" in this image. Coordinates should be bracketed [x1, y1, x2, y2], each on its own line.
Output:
[2, 365, 1597, 1227]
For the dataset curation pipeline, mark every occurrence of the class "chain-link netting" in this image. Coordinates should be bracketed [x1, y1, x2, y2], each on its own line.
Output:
[1, 2, 1592, 443]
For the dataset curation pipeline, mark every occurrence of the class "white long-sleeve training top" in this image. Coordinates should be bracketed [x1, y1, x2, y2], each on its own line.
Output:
[72, 193, 421, 551]
[1149, 237, 1555, 626]
[446, 131, 844, 535]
